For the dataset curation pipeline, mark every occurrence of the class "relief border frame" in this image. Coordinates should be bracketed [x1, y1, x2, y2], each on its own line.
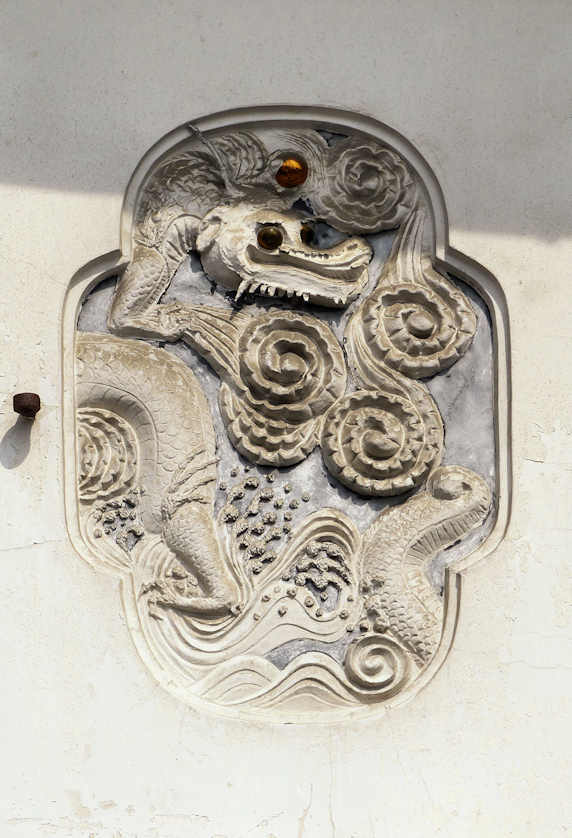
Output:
[61, 104, 511, 722]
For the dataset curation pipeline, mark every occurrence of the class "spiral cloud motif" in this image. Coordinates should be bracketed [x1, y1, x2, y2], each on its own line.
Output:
[347, 209, 477, 382]
[362, 274, 477, 379]
[321, 387, 443, 497]
[344, 635, 410, 695]
[220, 310, 347, 466]
[309, 140, 417, 234]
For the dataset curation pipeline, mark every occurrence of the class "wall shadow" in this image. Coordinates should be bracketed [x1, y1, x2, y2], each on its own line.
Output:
[2, 0, 570, 241]
[0, 416, 33, 469]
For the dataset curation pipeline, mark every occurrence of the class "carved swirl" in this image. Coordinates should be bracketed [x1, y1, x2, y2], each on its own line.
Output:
[77, 407, 138, 502]
[344, 635, 410, 694]
[309, 140, 417, 233]
[361, 280, 476, 380]
[220, 310, 346, 466]
[347, 209, 477, 382]
[321, 386, 443, 497]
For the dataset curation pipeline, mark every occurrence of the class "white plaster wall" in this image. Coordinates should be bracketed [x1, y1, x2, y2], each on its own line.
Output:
[1, 1, 570, 835]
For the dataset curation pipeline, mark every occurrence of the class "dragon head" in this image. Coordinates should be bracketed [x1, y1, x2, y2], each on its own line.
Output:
[195, 203, 372, 307]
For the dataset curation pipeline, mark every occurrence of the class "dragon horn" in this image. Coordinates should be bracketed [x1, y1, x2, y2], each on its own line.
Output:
[187, 122, 241, 197]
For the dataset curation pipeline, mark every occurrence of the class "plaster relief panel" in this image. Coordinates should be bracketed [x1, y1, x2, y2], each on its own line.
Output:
[63, 107, 510, 721]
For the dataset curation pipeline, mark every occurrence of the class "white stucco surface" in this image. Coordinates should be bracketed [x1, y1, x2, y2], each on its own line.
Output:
[1, 1, 571, 835]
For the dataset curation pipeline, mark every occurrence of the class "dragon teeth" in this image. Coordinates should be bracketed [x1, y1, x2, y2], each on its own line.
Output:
[235, 279, 250, 301]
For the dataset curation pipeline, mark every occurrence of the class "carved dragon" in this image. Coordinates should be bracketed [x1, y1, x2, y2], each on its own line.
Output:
[74, 125, 492, 707]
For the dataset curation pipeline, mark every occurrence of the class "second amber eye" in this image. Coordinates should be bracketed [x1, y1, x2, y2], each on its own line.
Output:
[257, 225, 283, 250]
[300, 224, 315, 245]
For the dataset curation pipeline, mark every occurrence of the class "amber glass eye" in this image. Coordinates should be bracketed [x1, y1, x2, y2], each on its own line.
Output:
[257, 225, 283, 250]
[300, 223, 315, 245]
[276, 157, 308, 188]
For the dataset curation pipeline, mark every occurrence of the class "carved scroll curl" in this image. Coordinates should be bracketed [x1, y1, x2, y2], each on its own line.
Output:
[321, 381, 443, 497]
[220, 309, 346, 466]
[344, 635, 410, 694]
[347, 209, 477, 382]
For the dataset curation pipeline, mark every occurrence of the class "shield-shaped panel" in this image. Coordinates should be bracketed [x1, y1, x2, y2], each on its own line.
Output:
[62, 106, 510, 721]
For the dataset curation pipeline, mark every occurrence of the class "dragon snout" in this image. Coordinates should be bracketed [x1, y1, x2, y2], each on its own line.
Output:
[256, 219, 371, 261]
[197, 203, 373, 308]
[245, 221, 372, 303]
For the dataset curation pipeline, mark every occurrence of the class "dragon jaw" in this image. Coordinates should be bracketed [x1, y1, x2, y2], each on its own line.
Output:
[195, 203, 372, 308]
